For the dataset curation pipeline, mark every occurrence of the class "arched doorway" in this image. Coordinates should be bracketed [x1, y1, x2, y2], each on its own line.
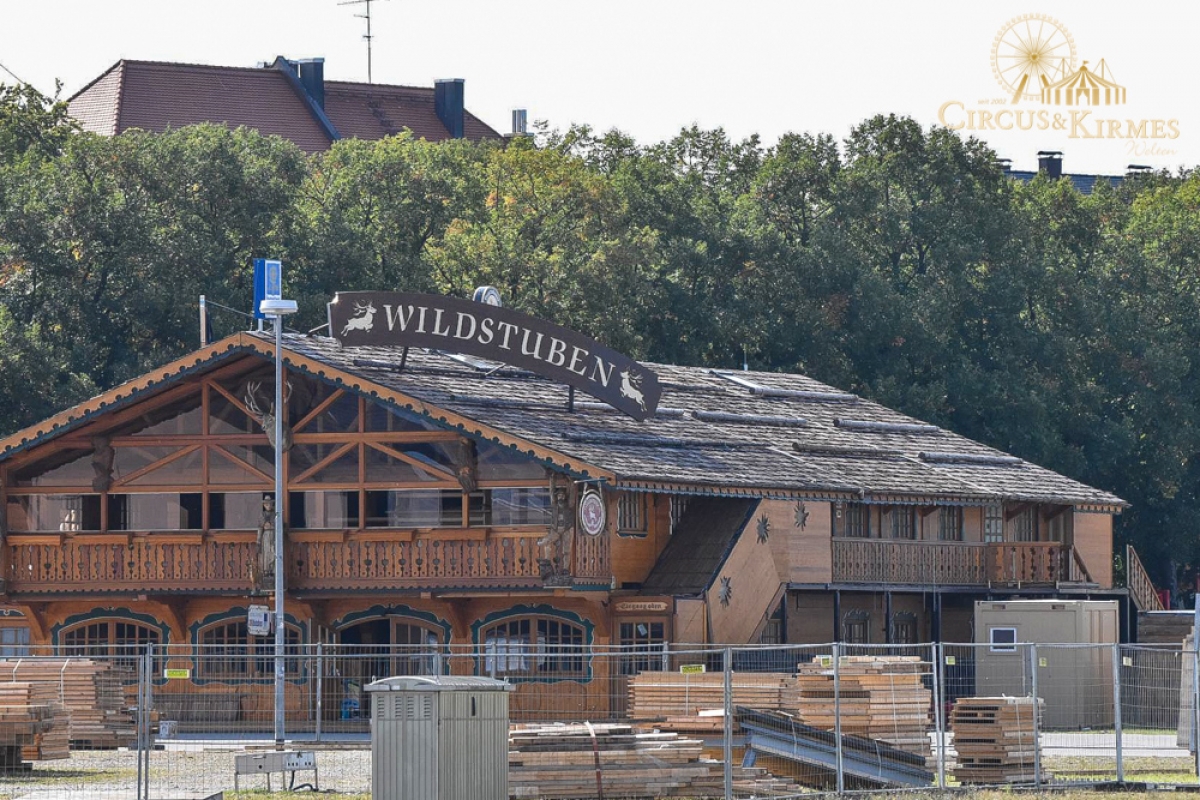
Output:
[331, 609, 450, 722]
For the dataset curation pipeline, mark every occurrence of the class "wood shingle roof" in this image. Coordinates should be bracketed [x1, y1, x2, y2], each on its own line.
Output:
[0, 332, 1126, 511]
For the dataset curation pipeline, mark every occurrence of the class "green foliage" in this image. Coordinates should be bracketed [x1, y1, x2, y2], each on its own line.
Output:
[1, 107, 1199, 591]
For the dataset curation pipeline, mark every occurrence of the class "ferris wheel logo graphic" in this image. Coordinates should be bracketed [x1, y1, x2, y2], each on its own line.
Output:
[991, 14, 1077, 103]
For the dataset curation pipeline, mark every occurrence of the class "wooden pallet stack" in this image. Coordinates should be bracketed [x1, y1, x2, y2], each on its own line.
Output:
[627, 672, 792, 731]
[508, 722, 801, 799]
[0, 659, 136, 749]
[0, 682, 69, 765]
[950, 696, 1041, 784]
[789, 656, 933, 760]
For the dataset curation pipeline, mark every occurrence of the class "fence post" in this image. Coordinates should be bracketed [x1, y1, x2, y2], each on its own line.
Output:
[135, 648, 144, 800]
[1030, 643, 1041, 789]
[142, 644, 154, 800]
[1193, 641, 1200, 779]
[315, 642, 324, 743]
[1112, 643, 1123, 783]
[833, 642, 844, 795]
[933, 641, 946, 787]
[723, 647, 733, 800]
[661, 641, 670, 672]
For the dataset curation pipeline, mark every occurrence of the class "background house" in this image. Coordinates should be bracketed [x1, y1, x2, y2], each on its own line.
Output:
[67, 56, 502, 151]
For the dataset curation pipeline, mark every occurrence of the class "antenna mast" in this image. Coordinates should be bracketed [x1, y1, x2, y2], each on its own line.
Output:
[339, 0, 386, 83]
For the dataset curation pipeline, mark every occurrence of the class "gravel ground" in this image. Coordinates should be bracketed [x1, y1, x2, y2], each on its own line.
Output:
[0, 746, 373, 798]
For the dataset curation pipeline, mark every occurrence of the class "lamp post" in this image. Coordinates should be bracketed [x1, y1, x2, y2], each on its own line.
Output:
[259, 295, 297, 747]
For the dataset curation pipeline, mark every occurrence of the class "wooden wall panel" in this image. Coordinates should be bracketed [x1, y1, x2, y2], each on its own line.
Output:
[759, 499, 831, 584]
[674, 598, 707, 645]
[963, 507, 984, 542]
[1073, 512, 1114, 588]
[707, 516, 784, 644]
[788, 592, 835, 644]
[609, 494, 669, 588]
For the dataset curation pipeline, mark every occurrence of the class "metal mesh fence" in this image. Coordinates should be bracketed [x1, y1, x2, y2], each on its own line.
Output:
[0, 641, 1194, 798]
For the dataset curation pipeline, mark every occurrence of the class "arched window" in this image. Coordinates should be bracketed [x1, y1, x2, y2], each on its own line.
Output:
[477, 613, 589, 680]
[196, 620, 303, 680]
[60, 618, 163, 671]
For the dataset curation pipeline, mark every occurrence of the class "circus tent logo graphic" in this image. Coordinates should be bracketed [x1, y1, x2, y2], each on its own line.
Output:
[937, 13, 1179, 148]
[991, 14, 1126, 107]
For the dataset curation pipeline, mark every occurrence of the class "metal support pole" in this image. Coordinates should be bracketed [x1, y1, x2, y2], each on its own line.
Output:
[1030, 643, 1041, 789]
[723, 647, 733, 800]
[933, 641, 946, 787]
[661, 642, 670, 672]
[199, 295, 208, 347]
[1113, 644, 1123, 783]
[833, 642, 844, 794]
[274, 315, 286, 747]
[315, 642, 324, 743]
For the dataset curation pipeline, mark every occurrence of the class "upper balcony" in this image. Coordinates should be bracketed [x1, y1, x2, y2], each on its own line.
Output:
[4, 529, 560, 595]
[830, 538, 1093, 587]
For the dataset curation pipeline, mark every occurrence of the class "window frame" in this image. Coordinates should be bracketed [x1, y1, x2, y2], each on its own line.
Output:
[938, 507, 964, 541]
[473, 607, 594, 683]
[617, 492, 648, 537]
[195, 619, 304, 681]
[618, 620, 667, 675]
[989, 626, 1018, 653]
[836, 502, 872, 538]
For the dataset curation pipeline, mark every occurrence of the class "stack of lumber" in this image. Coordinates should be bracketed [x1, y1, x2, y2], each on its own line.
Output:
[0, 682, 69, 764]
[950, 696, 1041, 784]
[508, 722, 801, 798]
[627, 672, 792, 731]
[0, 659, 136, 749]
[790, 656, 932, 759]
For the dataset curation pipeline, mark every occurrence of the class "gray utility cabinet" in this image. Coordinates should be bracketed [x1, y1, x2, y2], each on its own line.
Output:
[367, 675, 513, 800]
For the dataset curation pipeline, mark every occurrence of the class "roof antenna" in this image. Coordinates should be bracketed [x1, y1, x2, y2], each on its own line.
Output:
[339, 0, 387, 83]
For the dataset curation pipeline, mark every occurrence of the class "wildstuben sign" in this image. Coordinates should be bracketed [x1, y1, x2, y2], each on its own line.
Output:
[328, 291, 662, 421]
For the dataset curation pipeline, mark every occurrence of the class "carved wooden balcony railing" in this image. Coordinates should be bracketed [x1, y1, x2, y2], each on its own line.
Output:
[6, 529, 556, 595]
[287, 530, 545, 591]
[832, 538, 1080, 586]
[7, 533, 257, 594]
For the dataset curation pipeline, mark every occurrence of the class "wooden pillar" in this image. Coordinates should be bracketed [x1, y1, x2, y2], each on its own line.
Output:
[885, 590, 893, 644]
[833, 590, 841, 642]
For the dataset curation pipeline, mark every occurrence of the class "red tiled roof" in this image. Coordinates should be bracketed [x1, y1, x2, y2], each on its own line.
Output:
[323, 81, 500, 142]
[67, 59, 502, 152]
[68, 62, 125, 137]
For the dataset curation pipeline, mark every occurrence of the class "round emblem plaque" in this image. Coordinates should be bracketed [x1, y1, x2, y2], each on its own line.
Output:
[578, 489, 606, 537]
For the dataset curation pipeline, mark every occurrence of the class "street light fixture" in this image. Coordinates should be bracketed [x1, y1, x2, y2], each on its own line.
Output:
[259, 295, 297, 748]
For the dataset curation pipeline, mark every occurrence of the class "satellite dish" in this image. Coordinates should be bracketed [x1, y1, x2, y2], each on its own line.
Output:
[472, 286, 503, 307]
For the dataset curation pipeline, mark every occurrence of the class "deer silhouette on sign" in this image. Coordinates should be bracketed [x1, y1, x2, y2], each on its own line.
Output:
[619, 369, 647, 412]
[341, 300, 376, 336]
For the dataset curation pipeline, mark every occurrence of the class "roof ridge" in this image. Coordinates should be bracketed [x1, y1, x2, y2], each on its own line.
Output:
[113, 60, 128, 135]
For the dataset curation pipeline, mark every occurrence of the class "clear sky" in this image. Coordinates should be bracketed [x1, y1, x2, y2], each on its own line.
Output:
[1, 0, 1195, 174]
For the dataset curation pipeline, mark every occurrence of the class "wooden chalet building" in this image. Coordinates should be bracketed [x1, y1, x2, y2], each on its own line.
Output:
[0, 305, 1149, 715]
